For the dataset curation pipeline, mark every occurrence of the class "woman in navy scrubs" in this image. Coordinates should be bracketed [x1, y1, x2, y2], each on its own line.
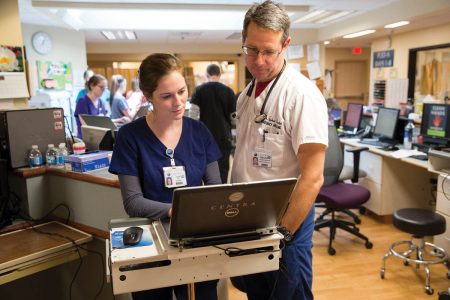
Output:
[109, 53, 221, 300]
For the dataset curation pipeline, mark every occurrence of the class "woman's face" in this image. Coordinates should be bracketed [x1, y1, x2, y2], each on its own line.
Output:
[149, 71, 187, 120]
[91, 80, 106, 99]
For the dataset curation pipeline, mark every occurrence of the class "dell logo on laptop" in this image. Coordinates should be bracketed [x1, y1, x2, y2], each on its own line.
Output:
[229, 192, 244, 202]
[225, 208, 239, 217]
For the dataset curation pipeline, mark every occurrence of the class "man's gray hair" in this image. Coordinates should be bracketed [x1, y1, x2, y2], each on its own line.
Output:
[242, 0, 290, 45]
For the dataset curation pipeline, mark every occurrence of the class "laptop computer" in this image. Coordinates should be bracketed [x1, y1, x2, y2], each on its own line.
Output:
[134, 105, 150, 120]
[79, 114, 117, 130]
[161, 178, 297, 248]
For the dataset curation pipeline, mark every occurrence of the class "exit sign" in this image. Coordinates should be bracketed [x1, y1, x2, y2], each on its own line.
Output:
[352, 47, 362, 55]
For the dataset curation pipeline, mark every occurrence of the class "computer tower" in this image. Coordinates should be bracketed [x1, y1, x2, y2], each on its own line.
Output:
[0, 108, 65, 168]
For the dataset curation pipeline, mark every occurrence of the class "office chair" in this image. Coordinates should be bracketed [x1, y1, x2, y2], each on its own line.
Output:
[316, 122, 370, 225]
[314, 125, 373, 255]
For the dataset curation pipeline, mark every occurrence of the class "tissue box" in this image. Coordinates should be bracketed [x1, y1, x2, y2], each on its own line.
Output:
[64, 151, 112, 173]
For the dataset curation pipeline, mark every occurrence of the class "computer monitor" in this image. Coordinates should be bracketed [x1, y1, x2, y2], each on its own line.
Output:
[79, 114, 117, 130]
[343, 103, 363, 134]
[81, 125, 114, 151]
[420, 103, 450, 147]
[373, 107, 400, 143]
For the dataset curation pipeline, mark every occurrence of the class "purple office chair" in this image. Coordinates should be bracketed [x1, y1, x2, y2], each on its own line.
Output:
[314, 125, 373, 255]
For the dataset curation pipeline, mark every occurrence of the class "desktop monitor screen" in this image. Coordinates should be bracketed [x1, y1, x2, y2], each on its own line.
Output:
[373, 107, 400, 140]
[330, 108, 342, 121]
[343, 103, 363, 133]
[81, 125, 114, 151]
[420, 103, 450, 146]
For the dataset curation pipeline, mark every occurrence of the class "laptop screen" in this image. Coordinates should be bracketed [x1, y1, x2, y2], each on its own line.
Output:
[79, 114, 117, 130]
[167, 178, 297, 241]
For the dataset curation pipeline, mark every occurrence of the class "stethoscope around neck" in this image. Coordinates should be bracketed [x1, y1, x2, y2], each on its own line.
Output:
[247, 60, 286, 124]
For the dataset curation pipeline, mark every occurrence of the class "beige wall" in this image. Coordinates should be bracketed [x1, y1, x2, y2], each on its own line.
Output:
[22, 24, 88, 98]
[370, 22, 450, 104]
[0, 0, 27, 109]
[324, 47, 371, 104]
[88, 52, 247, 93]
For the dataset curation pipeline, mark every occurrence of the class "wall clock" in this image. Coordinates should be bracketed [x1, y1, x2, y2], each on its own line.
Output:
[32, 31, 53, 55]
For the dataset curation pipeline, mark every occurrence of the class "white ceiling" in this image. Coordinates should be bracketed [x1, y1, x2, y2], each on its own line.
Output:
[18, 0, 450, 48]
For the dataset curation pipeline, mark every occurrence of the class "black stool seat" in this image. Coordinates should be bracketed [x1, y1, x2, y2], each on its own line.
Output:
[393, 208, 446, 237]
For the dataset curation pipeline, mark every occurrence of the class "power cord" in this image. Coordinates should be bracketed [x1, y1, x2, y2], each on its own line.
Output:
[212, 245, 280, 257]
[2, 203, 105, 300]
[441, 173, 450, 202]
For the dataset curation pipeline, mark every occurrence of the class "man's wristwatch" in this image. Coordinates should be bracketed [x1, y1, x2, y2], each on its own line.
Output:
[277, 226, 294, 242]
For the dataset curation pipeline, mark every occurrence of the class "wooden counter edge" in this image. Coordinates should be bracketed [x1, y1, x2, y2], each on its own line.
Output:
[12, 167, 120, 188]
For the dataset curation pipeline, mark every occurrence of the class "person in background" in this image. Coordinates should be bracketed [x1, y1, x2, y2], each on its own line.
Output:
[75, 69, 94, 103]
[231, 1, 328, 299]
[110, 74, 141, 124]
[127, 76, 150, 117]
[108, 53, 221, 300]
[74, 74, 109, 138]
[76, 69, 111, 118]
[190, 64, 236, 183]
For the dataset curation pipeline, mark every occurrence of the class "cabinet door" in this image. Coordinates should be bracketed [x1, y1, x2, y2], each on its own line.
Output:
[344, 147, 382, 184]
[434, 213, 450, 255]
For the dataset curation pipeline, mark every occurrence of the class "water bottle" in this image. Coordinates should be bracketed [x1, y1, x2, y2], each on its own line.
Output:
[56, 143, 69, 168]
[28, 145, 43, 168]
[403, 117, 415, 150]
[45, 144, 58, 167]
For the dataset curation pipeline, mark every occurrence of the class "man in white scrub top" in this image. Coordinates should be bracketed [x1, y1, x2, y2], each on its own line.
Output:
[231, 1, 328, 299]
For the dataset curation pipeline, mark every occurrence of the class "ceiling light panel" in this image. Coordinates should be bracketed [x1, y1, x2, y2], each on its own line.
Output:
[101, 31, 116, 40]
[384, 21, 410, 29]
[343, 30, 376, 39]
[294, 10, 354, 25]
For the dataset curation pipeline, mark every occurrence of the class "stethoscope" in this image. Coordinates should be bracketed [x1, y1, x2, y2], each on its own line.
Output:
[246, 60, 287, 124]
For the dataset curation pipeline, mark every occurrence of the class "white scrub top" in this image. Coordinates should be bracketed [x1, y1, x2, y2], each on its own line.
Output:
[231, 65, 328, 183]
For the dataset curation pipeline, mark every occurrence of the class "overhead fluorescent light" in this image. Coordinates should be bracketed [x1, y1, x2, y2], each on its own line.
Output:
[116, 31, 124, 39]
[316, 10, 353, 24]
[343, 30, 376, 39]
[294, 10, 326, 23]
[101, 31, 116, 40]
[324, 41, 330, 45]
[294, 10, 353, 24]
[384, 21, 410, 29]
[124, 31, 137, 40]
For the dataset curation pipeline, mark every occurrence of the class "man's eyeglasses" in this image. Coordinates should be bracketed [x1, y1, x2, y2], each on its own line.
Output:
[242, 46, 282, 59]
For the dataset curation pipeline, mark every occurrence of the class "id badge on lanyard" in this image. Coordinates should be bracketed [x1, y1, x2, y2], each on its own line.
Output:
[251, 127, 272, 168]
[163, 148, 187, 188]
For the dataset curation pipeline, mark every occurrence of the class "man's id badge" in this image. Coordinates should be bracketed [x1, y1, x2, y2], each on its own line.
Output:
[251, 148, 272, 168]
[163, 166, 187, 188]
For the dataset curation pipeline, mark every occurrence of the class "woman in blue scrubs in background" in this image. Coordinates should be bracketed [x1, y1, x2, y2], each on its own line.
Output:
[74, 74, 109, 138]
[109, 53, 221, 300]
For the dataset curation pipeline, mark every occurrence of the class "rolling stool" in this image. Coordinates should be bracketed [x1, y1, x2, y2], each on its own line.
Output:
[380, 208, 450, 295]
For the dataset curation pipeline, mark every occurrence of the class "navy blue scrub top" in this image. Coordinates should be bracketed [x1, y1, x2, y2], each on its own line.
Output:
[109, 116, 221, 204]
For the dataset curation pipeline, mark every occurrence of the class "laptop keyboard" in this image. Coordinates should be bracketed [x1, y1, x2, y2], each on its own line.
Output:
[358, 139, 389, 147]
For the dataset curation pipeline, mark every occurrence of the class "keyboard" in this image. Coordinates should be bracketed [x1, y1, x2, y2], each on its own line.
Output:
[358, 139, 388, 147]
[410, 154, 428, 161]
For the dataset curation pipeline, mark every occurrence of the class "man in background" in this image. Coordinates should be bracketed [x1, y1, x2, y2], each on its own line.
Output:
[190, 64, 236, 183]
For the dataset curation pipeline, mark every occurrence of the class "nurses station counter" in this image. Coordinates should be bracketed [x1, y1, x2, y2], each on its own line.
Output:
[5, 166, 283, 298]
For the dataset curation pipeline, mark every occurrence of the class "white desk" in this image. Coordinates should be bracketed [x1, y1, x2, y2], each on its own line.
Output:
[341, 139, 439, 218]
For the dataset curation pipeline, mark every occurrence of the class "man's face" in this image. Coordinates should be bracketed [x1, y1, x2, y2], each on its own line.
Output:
[243, 22, 290, 82]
